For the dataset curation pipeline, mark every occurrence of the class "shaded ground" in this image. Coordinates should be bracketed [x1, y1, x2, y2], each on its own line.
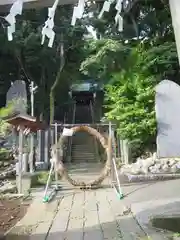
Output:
[0, 199, 29, 235]
[6, 188, 148, 240]
[5, 164, 180, 239]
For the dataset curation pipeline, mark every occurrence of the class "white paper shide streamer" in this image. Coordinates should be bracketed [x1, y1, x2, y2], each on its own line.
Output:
[71, 0, 85, 26]
[41, 0, 59, 48]
[98, 0, 114, 19]
[98, 0, 123, 32]
[115, 11, 123, 32]
[115, 0, 123, 32]
[86, 25, 97, 40]
[5, 0, 23, 41]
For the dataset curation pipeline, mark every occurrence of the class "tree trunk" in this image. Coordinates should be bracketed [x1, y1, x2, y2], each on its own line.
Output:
[49, 34, 65, 124]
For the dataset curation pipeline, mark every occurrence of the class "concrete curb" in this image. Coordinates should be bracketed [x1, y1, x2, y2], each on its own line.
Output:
[122, 173, 180, 183]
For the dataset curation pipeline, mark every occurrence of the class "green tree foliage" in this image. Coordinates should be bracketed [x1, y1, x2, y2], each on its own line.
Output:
[0, 0, 178, 157]
[104, 45, 157, 144]
[78, 0, 180, 157]
[0, 6, 86, 122]
[80, 39, 130, 81]
[80, 32, 178, 156]
[0, 104, 14, 138]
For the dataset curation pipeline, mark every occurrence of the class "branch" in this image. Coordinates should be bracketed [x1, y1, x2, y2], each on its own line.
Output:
[14, 50, 32, 83]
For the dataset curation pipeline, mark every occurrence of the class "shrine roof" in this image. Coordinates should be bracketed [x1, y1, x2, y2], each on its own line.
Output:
[2, 112, 47, 132]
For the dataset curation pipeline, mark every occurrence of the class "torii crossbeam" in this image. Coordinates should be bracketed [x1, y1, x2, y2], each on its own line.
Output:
[0, 0, 76, 10]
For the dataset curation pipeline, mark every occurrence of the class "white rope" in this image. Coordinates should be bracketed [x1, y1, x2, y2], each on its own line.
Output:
[115, 0, 123, 32]
[41, 0, 59, 48]
[5, 0, 23, 41]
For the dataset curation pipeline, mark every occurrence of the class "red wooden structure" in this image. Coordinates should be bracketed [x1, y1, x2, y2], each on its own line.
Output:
[4, 113, 47, 132]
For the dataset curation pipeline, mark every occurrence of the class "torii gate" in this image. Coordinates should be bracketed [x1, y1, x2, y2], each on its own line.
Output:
[0, 0, 75, 9]
[0, 0, 180, 62]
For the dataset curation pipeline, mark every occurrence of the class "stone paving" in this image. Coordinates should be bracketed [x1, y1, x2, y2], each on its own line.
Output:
[6, 163, 180, 240]
[7, 186, 174, 240]
[8, 188, 148, 240]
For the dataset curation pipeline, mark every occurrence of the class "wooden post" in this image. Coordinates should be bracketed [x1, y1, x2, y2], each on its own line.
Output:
[117, 136, 121, 158]
[18, 128, 23, 194]
[120, 139, 129, 165]
[108, 122, 115, 183]
[169, 0, 180, 65]
[123, 140, 129, 165]
[120, 140, 124, 163]
[54, 123, 58, 186]
[44, 130, 49, 165]
[29, 133, 34, 173]
[55, 123, 58, 145]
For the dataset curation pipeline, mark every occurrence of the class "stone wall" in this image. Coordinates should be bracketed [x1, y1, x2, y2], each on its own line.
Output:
[120, 153, 180, 175]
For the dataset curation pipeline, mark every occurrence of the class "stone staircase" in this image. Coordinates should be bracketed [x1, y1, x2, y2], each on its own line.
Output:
[67, 103, 100, 163]
[71, 132, 97, 163]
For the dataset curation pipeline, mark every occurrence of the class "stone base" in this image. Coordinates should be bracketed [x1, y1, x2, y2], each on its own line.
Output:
[123, 173, 180, 183]
[16, 173, 33, 195]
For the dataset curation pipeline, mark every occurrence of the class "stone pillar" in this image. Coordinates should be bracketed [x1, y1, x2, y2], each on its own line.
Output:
[120, 139, 129, 164]
[169, 0, 180, 64]
[38, 130, 45, 162]
[36, 130, 47, 170]
[22, 153, 29, 173]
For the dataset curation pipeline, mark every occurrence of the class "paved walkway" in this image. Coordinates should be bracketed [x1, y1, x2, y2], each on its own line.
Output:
[121, 179, 180, 239]
[8, 188, 148, 240]
[6, 163, 180, 240]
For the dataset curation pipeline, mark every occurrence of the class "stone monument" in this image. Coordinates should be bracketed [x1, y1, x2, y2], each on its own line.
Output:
[6, 80, 27, 114]
[155, 80, 180, 158]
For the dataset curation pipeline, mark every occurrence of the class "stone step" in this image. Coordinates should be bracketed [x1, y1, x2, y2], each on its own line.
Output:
[72, 147, 95, 151]
[72, 137, 94, 141]
[72, 144, 94, 148]
[72, 150, 95, 154]
[72, 141, 94, 145]
[72, 152, 94, 155]
[72, 144, 93, 147]
[72, 150, 94, 155]
[72, 154, 95, 158]
[72, 157, 96, 160]
[72, 158, 95, 161]
[72, 154, 95, 157]
[71, 159, 96, 162]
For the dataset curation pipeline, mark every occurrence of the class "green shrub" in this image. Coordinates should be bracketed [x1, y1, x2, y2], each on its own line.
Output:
[0, 148, 12, 161]
[31, 171, 55, 187]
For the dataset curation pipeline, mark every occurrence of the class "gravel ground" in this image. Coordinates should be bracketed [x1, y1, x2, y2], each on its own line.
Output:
[0, 199, 29, 235]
